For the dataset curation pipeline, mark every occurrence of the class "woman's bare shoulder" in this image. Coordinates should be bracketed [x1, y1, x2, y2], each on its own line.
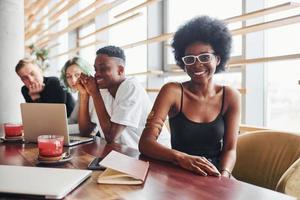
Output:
[160, 82, 182, 94]
[223, 86, 241, 108]
[224, 86, 240, 98]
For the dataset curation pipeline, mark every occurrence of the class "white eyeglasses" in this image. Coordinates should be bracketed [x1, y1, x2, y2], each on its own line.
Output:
[182, 53, 215, 65]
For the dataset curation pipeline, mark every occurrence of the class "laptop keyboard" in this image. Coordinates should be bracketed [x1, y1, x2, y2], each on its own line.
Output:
[70, 136, 86, 142]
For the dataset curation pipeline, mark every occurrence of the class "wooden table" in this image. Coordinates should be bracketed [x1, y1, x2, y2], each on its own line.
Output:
[0, 138, 296, 200]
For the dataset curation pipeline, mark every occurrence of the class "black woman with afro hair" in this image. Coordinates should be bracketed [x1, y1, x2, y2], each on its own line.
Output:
[139, 16, 240, 178]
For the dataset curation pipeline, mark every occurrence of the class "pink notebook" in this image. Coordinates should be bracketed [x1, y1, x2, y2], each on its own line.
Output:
[97, 150, 149, 185]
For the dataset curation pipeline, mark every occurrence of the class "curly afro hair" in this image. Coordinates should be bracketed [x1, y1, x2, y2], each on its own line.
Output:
[171, 16, 232, 73]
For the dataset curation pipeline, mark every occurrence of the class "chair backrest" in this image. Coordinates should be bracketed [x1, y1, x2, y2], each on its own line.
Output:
[276, 158, 300, 198]
[232, 130, 300, 191]
[239, 124, 270, 134]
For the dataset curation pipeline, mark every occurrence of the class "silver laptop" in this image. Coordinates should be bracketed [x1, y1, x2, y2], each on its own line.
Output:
[0, 165, 91, 199]
[20, 103, 94, 146]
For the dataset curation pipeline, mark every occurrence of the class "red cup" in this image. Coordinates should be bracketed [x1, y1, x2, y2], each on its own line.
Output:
[4, 123, 23, 138]
[37, 135, 64, 157]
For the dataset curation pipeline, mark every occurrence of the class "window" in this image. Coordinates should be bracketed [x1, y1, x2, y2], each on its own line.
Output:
[264, 0, 300, 131]
[79, 22, 96, 66]
[77, 0, 96, 65]
[108, 0, 147, 75]
[55, 12, 69, 76]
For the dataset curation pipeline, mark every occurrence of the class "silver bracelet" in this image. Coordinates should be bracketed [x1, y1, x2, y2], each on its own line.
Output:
[221, 168, 232, 178]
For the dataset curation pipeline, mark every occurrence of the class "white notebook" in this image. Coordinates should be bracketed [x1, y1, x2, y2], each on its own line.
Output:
[97, 150, 149, 185]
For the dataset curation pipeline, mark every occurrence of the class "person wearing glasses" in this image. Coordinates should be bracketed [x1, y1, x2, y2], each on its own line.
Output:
[15, 58, 75, 117]
[60, 56, 94, 124]
[77, 45, 170, 149]
[139, 16, 240, 178]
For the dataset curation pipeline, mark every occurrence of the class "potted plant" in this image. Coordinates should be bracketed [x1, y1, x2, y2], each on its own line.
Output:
[28, 44, 50, 73]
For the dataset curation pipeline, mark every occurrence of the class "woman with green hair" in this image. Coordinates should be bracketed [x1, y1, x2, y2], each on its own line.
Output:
[61, 56, 95, 124]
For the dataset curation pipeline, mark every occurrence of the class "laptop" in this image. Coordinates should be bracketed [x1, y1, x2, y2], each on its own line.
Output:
[20, 103, 94, 146]
[0, 165, 91, 199]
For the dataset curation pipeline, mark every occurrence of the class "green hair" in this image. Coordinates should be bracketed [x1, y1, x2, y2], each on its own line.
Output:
[60, 56, 94, 91]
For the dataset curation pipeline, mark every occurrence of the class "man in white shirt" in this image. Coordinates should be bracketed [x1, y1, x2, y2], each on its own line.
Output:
[77, 45, 169, 149]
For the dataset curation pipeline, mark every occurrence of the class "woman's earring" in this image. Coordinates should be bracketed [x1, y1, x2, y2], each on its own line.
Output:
[184, 66, 187, 72]
[216, 56, 221, 65]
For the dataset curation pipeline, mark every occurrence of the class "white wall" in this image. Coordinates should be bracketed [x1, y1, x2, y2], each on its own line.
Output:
[0, 0, 25, 134]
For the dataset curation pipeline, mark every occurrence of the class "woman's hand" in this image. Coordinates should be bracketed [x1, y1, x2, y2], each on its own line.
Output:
[75, 79, 88, 95]
[176, 153, 221, 176]
[79, 74, 98, 96]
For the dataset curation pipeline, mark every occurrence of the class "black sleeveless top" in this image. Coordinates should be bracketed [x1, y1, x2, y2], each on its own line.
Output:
[169, 84, 225, 168]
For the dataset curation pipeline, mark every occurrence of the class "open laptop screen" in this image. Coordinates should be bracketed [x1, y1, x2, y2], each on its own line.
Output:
[20, 103, 93, 146]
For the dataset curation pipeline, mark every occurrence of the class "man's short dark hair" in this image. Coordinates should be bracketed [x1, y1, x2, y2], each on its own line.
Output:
[96, 45, 126, 62]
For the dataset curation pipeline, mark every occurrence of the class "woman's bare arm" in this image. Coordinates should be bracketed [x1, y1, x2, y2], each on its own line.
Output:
[219, 86, 241, 177]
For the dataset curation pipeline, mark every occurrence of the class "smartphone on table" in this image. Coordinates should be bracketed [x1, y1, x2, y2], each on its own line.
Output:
[87, 157, 106, 170]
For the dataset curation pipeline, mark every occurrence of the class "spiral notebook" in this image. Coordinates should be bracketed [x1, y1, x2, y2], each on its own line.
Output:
[97, 150, 149, 185]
